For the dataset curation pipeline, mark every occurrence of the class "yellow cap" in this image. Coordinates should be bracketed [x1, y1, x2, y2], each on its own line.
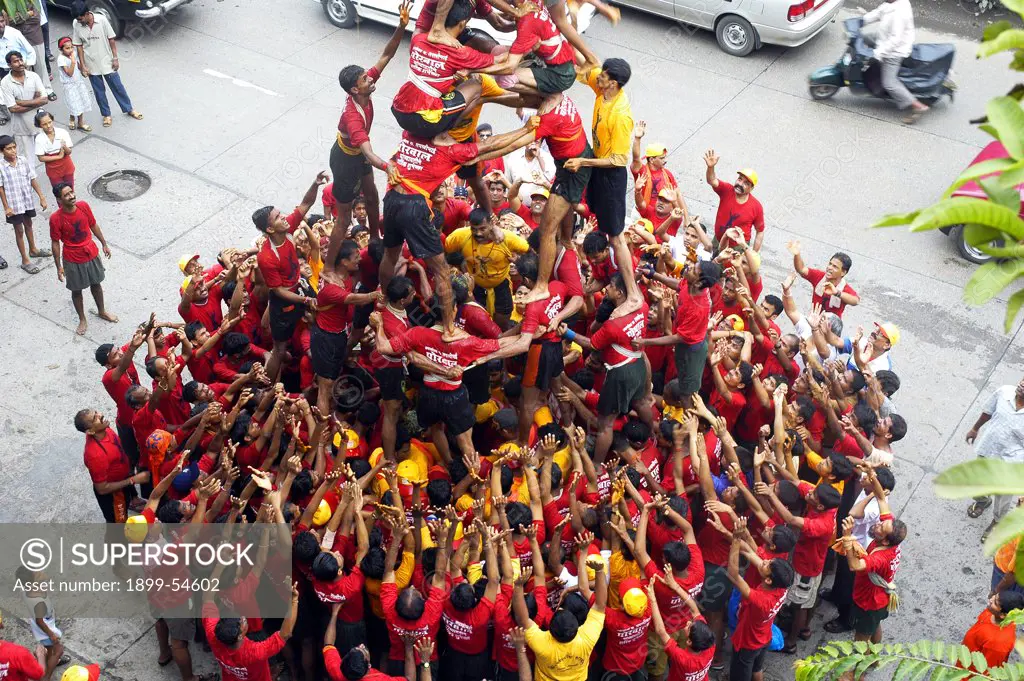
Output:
[622, 587, 649, 617]
[645, 143, 667, 158]
[724, 314, 745, 332]
[635, 218, 654, 234]
[124, 514, 149, 543]
[875, 322, 900, 347]
[530, 187, 550, 199]
[178, 254, 200, 274]
[657, 187, 675, 201]
[397, 459, 424, 484]
[312, 499, 331, 526]
[738, 168, 758, 186]
[61, 667, 90, 681]
[332, 429, 360, 452]
[533, 405, 553, 427]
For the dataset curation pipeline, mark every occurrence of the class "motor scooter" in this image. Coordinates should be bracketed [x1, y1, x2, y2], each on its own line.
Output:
[808, 17, 956, 104]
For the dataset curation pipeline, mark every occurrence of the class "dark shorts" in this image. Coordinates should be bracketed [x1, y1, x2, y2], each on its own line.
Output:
[383, 190, 443, 260]
[352, 300, 374, 329]
[674, 339, 708, 396]
[587, 165, 628, 236]
[440, 648, 492, 681]
[417, 384, 476, 435]
[334, 620, 367, 657]
[329, 142, 372, 204]
[496, 666, 519, 681]
[597, 357, 646, 416]
[552, 144, 593, 204]
[163, 617, 196, 643]
[310, 323, 349, 380]
[375, 365, 405, 401]
[730, 644, 768, 681]
[852, 603, 889, 636]
[473, 278, 513, 316]
[64, 256, 104, 291]
[523, 340, 563, 391]
[268, 294, 305, 342]
[463, 363, 490, 405]
[7, 208, 35, 225]
[531, 60, 577, 94]
[392, 89, 468, 138]
[697, 562, 731, 611]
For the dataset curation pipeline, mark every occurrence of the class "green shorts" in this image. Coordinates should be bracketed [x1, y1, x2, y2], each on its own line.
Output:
[597, 357, 647, 417]
[852, 604, 889, 636]
[698, 562, 732, 612]
[552, 144, 593, 205]
[532, 60, 577, 94]
[646, 626, 687, 678]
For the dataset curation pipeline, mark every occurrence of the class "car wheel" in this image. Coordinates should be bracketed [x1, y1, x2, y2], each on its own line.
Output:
[322, 0, 357, 28]
[90, 0, 123, 38]
[809, 84, 839, 100]
[949, 224, 995, 264]
[715, 16, 756, 57]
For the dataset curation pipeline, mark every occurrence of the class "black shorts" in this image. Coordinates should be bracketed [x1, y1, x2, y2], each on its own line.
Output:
[329, 142, 372, 204]
[523, 340, 563, 391]
[531, 60, 577, 94]
[383, 190, 443, 260]
[462, 363, 490, 405]
[352, 300, 374, 329]
[310, 324, 349, 380]
[7, 208, 35, 225]
[587, 165, 628, 236]
[496, 666, 519, 681]
[553, 144, 593, 204]
[269, 294, 305, 343]
[597, 357, 647, 416]
[334, 620, 367, 657]
[730, 644, 768, 681]
[375, 365, 405, 401]
[392, 89, 468, 138]
[853, 604, 889, 636]
[473, 278, 513, 316]
[456, 159, 483, 180]
[417, 384, 476, 435]
[674, 339, 708, 396]
[441, 648, 492, 681]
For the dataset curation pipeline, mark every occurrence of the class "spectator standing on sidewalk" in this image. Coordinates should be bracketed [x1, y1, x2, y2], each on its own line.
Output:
[55, 37, 92, 131]
[4, 1, 55, 99]
[965, 377, 1024, 541]
[70, 0, 142, 128]
[0, 133, 48, 273]
[0, 51, 46, 160]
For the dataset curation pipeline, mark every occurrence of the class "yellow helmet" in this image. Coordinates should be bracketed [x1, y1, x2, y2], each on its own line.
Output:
[124, 514, 149, 543]
[737, 168, 759, 186]
[61, 666, 91, 681]
[312, 500, 331, 526]
[178, 254, 200, 274]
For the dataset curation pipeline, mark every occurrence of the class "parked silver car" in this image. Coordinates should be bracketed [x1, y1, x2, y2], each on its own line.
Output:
[618, 0, 843, 56]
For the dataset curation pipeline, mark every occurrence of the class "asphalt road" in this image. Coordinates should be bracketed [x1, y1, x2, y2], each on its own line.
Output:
[0, 0, 1018, 678]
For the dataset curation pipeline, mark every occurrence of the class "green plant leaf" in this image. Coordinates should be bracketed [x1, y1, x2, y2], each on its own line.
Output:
[984, 20, 1014, 41]
[981, 124, 1001, 140]
[979, 176, 1023, 211]
[874, 210, 922, 228]
[854, 640, 870, 653]
[934, 459, 1024, 498]
[895, 658, 918, 681]
[988, 97, 1024, 161]
[963, 223, 1003, 248]
[972, 651, 990, 672]
[1009, 662, 1023, 681]
[1007, 290, 1024, 333]
[836, 640, 854, 655]
[1015, 539, 1024, 586]
[910, 659, 935, 681]
[908, 197, 1024, 238]
[821, 645, 840, 658]
[997, 0, 1024, 13]
[855, 655, 879, 678]
[959, 645, 974, 668]
[964, 260, 1024, 306]
[1000, 164, 1024, 188]
[983, 506, 1024, 556]
[833, 657, 861, 678]
[1012, 50, 1024, 72]
[934, 640, 947, 660]
[943, 157, 1019, 198]
[978, 29, 1024, 60]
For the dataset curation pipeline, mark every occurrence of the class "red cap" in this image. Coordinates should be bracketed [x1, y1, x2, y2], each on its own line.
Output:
[427, 465, 449, 482]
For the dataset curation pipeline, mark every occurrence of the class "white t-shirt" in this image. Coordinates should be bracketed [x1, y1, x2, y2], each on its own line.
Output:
[851, 490, 880, 547]
[34, 127, 72, 158]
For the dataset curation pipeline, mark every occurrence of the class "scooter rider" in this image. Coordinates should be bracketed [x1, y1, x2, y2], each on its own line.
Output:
[861, 0, 929, 124]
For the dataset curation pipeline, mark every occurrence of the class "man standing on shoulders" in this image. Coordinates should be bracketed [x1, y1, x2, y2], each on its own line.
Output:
[703, 149, 764, 253]
[861, 0, 928, 124]
[966, 377, 1024, 541]
[49, 181, 117, 335]
[71, 0, 142, 128]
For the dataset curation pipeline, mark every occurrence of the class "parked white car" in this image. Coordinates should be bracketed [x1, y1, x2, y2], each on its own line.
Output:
[617, 0, 843, 56]
[317, 0, 595, 45]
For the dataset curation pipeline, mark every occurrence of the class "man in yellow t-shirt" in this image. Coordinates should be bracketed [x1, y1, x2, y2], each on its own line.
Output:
[445, 208, 529, 327]
[563, 59, 643, 314]
[518, 555, 608, 681]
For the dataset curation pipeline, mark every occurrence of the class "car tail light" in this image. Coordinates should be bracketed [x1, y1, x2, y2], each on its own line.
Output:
[788, 0, 818, 21]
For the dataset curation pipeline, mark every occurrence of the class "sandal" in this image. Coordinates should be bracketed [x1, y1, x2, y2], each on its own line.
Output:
[30, 248, 51, 257]
[968, 498, 992, 518]
[127, 110, 143, 120]
[79, 123, 92, 132]
[0, 254, 7, 269]
[102, 117, 112, 127]
[798, 627, 812, 641]
[781, 642, 799, 655]
[20, 262, 40, 274]
[157, 654, 173, 667]
[68, 120, 77, 130]
[57, 654, 71, 666]
[902, 108, 927, 125]
[47, 91, 55, 101]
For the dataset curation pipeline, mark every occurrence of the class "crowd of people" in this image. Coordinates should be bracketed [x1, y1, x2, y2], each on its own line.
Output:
[5, 0, 1014, 680]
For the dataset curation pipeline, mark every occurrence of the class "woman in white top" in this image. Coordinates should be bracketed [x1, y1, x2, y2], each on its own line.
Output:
[33, 109, 75, 189]
[55, 36, 92, 131]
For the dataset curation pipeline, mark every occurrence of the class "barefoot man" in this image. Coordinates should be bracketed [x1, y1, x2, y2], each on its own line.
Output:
[49, 181, 117, 335]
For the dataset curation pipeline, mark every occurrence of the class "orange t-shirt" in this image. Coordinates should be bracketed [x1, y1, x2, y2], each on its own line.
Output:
[963, 609, 1016, 669]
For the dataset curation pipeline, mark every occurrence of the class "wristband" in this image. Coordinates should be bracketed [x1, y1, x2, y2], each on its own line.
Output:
[879, 513, 894, 522]
[564, 329, 577, 342]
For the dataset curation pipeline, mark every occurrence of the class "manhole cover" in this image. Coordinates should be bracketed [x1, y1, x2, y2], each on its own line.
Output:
[89, 169, 152, 202]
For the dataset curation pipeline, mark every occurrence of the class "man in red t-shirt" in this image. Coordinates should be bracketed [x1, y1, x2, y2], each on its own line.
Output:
[602, 578, 652, 678]
[253, 172, 325, 379]
[329, 4, 409, 246]
[647, 577, 715, 681]
[0, 636, 45, 681]
[95, 327, 147, 482]
[49, 183, 116, 336]
[74, 408, 149, 523]
[789, 240, 860, 317]
[755, 479, 841, 651]
[707, 350, 753, 430]
[489, 5, 576, 96]
[202, 582, 298, 681]
[379, 121, 535, 338]
[726, 535, 795, 680]
[440, 527, 499, 681]
[702, 149, 765, 251]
